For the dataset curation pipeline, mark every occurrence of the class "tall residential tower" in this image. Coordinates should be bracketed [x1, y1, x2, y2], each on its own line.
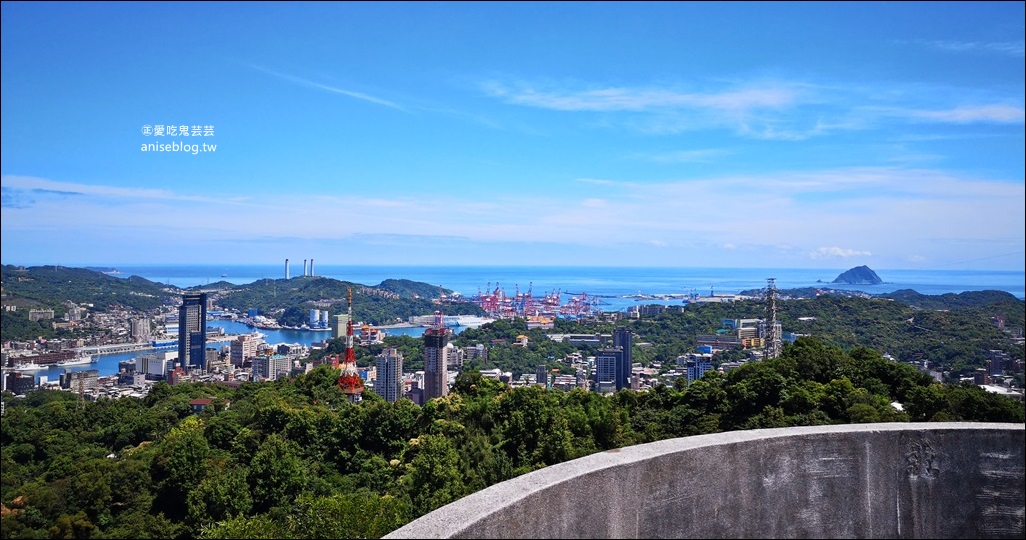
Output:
[178, 292, 208, 371]
[375, 347, 404, 403]
[423, 311, 450, 401]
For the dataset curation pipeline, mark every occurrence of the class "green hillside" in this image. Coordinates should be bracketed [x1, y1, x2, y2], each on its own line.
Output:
[200, 276, 485, 326]
[0, 265, 173, 313]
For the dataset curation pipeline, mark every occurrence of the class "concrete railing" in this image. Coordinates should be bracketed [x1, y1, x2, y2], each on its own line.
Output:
[385, 423, 1024, 539]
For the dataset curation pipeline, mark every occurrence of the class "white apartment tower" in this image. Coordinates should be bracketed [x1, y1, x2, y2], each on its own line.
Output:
[375, 347, 404, 403]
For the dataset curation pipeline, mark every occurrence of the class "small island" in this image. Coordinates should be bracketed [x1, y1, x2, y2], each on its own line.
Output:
[832, 265, 883, 285]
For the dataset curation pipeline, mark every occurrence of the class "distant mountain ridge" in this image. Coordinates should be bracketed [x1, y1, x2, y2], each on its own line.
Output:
[833, 265, 883, 285]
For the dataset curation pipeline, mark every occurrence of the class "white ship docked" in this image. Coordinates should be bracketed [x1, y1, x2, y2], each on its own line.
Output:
[55, 354, 94, 367]
[11, 361, 45, 371]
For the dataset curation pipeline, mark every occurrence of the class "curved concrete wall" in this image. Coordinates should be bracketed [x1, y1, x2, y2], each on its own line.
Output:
[386, 423, 1024, 539]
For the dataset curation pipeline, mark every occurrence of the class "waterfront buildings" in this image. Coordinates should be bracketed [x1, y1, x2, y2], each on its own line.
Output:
[178, 292, 208, 371]
[136, 351, 175, 379]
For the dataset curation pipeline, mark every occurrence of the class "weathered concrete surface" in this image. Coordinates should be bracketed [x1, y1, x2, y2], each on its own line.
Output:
[385, 423, 1024, 539]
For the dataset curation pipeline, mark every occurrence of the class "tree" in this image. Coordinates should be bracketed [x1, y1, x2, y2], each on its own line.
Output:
[150, 415, 211, 520]
[186, 463, 253, 529]
[249, 434, 306, 513]
[400, 434, 467, 516]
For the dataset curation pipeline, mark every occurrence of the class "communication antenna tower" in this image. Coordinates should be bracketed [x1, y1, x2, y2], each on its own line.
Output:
[337, 288, 364, 403]
[765, 278, 782, 359]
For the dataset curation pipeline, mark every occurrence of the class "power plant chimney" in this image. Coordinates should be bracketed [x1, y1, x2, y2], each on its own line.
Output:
[310, 258, 314, 277]
[303, 259, 308, 277]
[285, 258, 290, 280]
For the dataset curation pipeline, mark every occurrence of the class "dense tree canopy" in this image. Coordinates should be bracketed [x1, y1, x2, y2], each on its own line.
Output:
[2, 337, 1021, 539]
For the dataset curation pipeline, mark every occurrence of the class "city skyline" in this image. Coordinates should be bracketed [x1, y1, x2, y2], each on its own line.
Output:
[1, 2, 1023, 271]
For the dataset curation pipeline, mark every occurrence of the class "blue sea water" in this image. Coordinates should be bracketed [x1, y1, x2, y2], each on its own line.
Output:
[114, 264, 1026, 301]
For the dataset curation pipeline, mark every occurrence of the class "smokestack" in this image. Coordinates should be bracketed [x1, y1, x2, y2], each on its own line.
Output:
[285, 258, 290, 280]
[310, 258, 314, 277]
[304, 259, 308, 277]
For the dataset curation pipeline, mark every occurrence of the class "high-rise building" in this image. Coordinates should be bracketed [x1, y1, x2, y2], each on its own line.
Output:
[595, 326, 633, 392]
[375, 347, 404, 403]
[130, 317, 151, 341]
[230, 334, 260, 367]
[5, 372, 36, 395]
[685, 356, 714, 385]
[332, 314, 349, 340]
[423, 311, 450, 401]
[536, 364, 550, 388]
[178, 292, 208, 371]
[614, 326, 633, 390]
[256, 354, 292, 381]
[594, 349, 623, 393]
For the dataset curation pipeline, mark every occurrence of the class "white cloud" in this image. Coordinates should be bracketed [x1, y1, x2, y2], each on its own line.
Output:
[631, 149, 730, 163]
[3, 167, 1023, 270]
[897, 104, 1025, 124]
[247, 64, 405, 111]
[916, 39, 1026, 57]
[809, 247, 873, 260]
[482, 81, 798, 112]
[575, 178, 624, 187]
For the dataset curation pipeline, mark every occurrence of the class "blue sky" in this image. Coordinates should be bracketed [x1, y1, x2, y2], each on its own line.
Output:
[2, 1, 1023, 270]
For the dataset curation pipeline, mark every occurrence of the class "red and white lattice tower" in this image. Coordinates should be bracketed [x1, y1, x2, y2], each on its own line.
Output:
[337, 288, 364, 402]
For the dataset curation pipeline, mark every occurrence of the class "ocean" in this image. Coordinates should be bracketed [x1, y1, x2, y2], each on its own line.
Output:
[112, 264, 1026, 302]
[31, 264, 1024, 382]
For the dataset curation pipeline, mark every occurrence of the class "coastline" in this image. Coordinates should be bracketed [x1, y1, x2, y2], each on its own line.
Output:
[92, 264, 1025, 301]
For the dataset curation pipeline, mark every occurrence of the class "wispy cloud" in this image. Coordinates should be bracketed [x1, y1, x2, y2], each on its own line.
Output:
[2, 176, 222, 204]
[1, 186, 83, 209]
[482, 80, 798, 113]
[247, 64, 405, 111]
[879, 104, 1025, 124]
[3, 169, 1022, 270]
[482, 76, 1025, 140]
[809, 246, 873, 260]
[914, 39, 1025, 57]
[575, 178, 631, 187]
[631, 149, 730, 163]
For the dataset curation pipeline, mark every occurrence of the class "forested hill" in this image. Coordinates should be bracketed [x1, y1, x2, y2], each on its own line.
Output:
[0, 264, 172, 312]
[0, 264, 484, 335]
[375, 279, 452, 300]
[744, 285, 1023, 313]
[881, 289, 1022, 311]
[204, 276, 485, 326]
